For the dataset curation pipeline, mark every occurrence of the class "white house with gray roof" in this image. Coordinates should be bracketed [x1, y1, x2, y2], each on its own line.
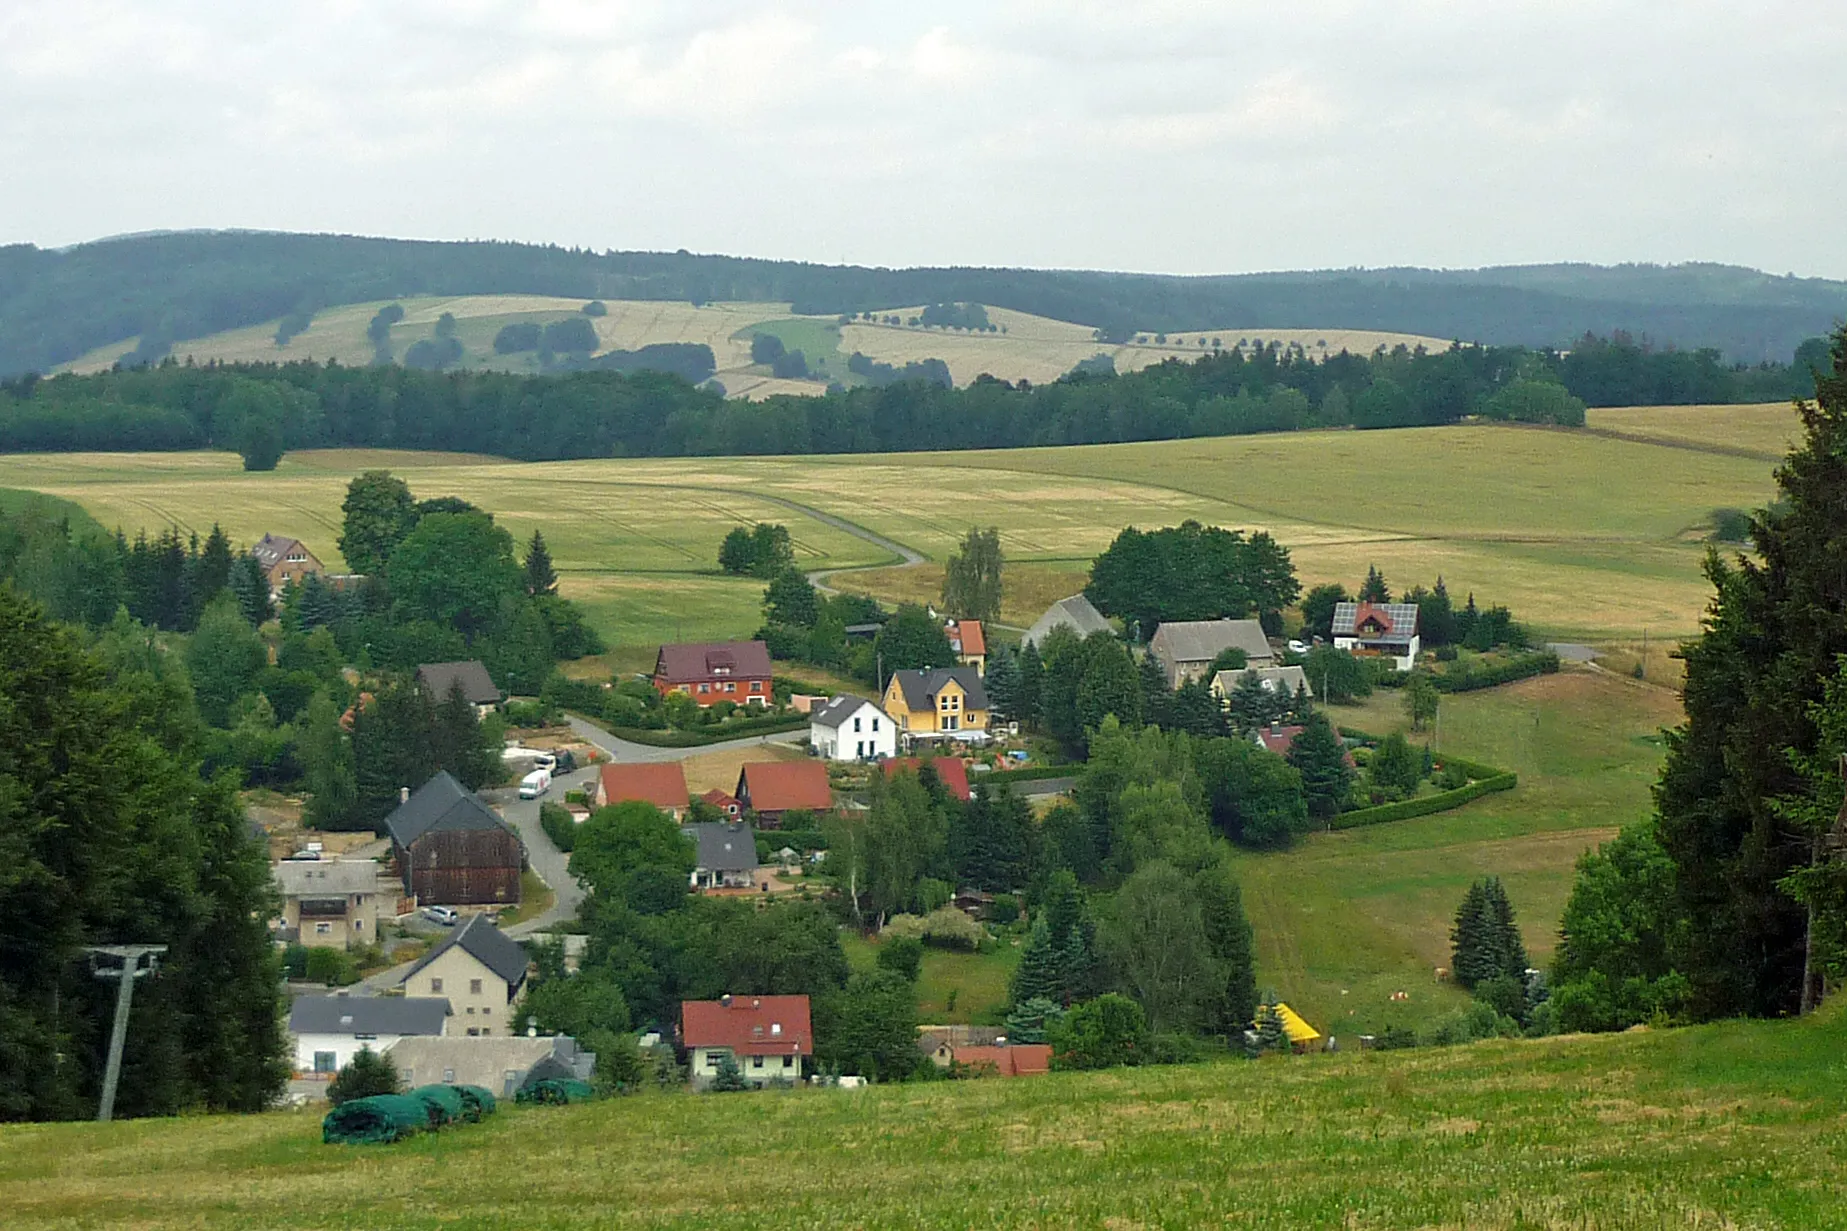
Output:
[809, 695, 895, 761]
[1024, 594, 1113, 648]
[398, 916, 531, 1037]
[684, 821, 759, 890]
[1148, 619, 1274, 687]
[288, 993, 451, 1075]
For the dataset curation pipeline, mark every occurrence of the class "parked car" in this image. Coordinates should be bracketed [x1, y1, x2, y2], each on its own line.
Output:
[421, 905, 459, 926]
[1287, 640, 1309, 655]
[532, 752, 558, 772]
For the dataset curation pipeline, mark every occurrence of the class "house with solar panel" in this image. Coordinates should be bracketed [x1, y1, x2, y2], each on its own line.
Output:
[1331, 601, 1422, 671]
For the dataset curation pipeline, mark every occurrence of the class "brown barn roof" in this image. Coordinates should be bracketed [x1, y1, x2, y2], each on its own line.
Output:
[599, 762, 690, 812]
[654, 641, 773, 685]
[952, 1044, 1052, 1076]
[736, 761, 832, 814]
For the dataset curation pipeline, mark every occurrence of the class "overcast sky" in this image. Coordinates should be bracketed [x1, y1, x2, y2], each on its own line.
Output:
[4, 1, 1844, 277]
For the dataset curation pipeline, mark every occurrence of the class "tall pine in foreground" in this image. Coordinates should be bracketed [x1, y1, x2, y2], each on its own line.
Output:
[1651, 326, 1847, 1018]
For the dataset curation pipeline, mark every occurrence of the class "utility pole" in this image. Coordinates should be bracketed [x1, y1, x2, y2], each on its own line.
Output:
[85, 945, 166, 1122]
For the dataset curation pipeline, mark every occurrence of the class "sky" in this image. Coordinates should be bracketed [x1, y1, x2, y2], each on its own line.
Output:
[4, 1, 1845, 277]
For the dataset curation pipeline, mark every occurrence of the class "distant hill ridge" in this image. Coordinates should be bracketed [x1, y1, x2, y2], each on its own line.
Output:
[2, 230, 1843, 377]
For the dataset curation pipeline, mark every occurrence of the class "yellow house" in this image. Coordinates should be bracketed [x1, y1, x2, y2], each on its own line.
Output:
[882, 667, 991, 743]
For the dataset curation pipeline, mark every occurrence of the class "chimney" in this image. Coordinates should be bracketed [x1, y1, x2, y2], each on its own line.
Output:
[527, 1023, 538, 1038]
[400, 786, 411, 804]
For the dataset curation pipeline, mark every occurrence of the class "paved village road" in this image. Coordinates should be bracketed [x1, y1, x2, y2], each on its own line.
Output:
[565, 715, 806, 763]
[487, 760, 601, 939]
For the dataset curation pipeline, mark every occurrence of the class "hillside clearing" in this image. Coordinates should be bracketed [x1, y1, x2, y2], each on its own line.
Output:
[5, 1008, 1845, 1229]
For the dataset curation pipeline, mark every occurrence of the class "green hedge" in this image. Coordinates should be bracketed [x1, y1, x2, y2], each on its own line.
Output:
[1431, 649, 1560, 693]
[595, 713, 808, 747]
[985, 763, 1080, 785]
[538, 802, 577, 853]
[1330, 772, 1518, 830]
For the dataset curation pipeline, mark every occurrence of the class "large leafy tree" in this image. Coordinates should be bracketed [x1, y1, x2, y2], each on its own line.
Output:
[871, 604, 955, 676]
[185, 591, 267, 727]
[386, 511, 522, 642]
[337, 470, 419, 576]
[940, 525, 1004, 625]
[0, 586, 285, 1121]
[1085, 521, 1297, 638]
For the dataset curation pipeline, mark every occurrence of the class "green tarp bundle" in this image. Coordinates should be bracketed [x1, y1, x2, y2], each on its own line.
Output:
[455, 1085, 498, 1121]
[516, 1078, 596, 1105]
[407, 1084, 467, 1128]
[322, 1094, 431, 1145]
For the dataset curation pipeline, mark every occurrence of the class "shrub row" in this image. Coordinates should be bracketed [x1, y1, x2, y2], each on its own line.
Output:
[983, 763, 1080, 785]
[1329, 771, 1518, 830]
[538, 802, 577, 853]
[1431, 649, 1560, 693]
[604, 713, 808, 747]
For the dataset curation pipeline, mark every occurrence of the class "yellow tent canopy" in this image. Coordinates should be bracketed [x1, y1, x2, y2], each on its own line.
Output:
[1264, 1002, 1321, 1044]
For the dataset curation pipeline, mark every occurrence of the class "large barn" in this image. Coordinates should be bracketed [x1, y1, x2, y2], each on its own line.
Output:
[385, 771, 524, 906]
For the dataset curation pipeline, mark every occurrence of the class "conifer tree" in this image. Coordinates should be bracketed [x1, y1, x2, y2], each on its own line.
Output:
[1016, 641, 1044, 729]
[984, 643, 1021, 723]
[1359, 565, 1390, 603]
[523, 529, 558, 596]
[1008, 916, 1065, 1006]
[1450, 881, 1497, 989]
[327, 1046, 400, 1105]
[1286, 712, 1352, 820]
[1137, 652, 1171, 729]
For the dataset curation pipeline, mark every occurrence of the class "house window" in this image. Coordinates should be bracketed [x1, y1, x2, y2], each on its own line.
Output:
[504, 1070, 520, 1096]
[483, 1008, 491, 1016]
[853, 716, 862, 732]
[781, 1056, 792, 1068]
[752, 1056, 763, 1069]
[470, 979, 483, 994]
[750, 681, 762, 692]
[443, 1068, 455, 1083]
[725, 682, 736, 692]
[467, 1028, 480, 1037]
[771, 1023, 782, 1036]
[431, 978, 443, 994]
[315, 923, 331, 935]
[313, 1051, 337, 1073]
[467, 1007, 475, 1014]
[872, 719, 880, 732]
[480, 1027, 491, 1035]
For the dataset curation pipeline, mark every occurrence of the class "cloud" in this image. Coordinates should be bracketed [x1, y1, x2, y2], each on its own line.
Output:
[0, 1, 1843, 278]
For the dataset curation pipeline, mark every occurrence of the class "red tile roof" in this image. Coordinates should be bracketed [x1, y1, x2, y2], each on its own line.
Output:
[737, 761, 833, 814]
[599, 762, 689, 812]
[882, 756, 971, 801]
[946, 619, 986, 657]
[700, 788, 742, 817]
[681, 995, 813, 1056]
[654, 640, 774, 686]
[1255, 724, 1306, 756]
[952, 1044, 1051, 1076]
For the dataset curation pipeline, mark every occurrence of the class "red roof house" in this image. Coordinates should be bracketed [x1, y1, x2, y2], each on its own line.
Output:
[700, 788, 743, 819]
[680, 994, 813, 1089]
[1254, 724, 1306, 757]
[653, 641, 774, 708]
[951, 1044, 1052, 1077]
[735, 761, 833, 828]
[882, 756, 971, 801]
[597, 762, 690, 817]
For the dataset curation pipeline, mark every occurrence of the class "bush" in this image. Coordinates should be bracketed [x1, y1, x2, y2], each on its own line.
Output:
[1050, 994, 1147, 1070]
[750, 333, 786, 364]
[540, 801, 577, 852]
[875, 936, 924, 982]
[1432, 649, 1559, 693]
[1330, 772, 1516, 829]
[327, 1046, 400, 1105]
[281, 942, 309, 980]
[582, 300, 608, 317]
[305, 946, 359, 986]
[883, 907, 983, 951]
[541, 317, 599, 355]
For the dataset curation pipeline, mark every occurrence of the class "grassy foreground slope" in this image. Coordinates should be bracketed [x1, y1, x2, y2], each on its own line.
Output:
[8, 1009, 1847, 1229]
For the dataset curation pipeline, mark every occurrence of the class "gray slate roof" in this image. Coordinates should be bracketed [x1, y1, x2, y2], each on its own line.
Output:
[891, 667, 989, 713]
[684, 822, 760, 873]
[401, 915, 532, 989]
[274, 859, 383, 898]
[810, 695, 883, 730]
[1150, 619, 1273, 665]
[1331, 602, 1420, 645]
[1024, 594, 1112, 647]
[288, 994, 450, 1037]
[1211, 665, 1314, 700]
[417, 660, 502, 706]
[385, 772, 515, 848]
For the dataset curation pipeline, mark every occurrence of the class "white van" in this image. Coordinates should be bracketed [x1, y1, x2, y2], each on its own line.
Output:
[518, 768, 552, 800]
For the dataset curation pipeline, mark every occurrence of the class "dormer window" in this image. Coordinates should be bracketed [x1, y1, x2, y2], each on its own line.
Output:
[771, 1023, 782, 1036]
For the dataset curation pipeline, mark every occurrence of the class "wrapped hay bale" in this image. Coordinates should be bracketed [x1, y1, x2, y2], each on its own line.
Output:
[515, 1078, 596, 1106]
[407, 1084, 467, 1129]
[322, 1094, 431, 1145]
[455, 1085, 498, 1122]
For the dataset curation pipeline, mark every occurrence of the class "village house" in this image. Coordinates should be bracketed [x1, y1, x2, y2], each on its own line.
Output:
[1023, 593, 1112, 648]
[653, 640, 774, 707]
[274, 859, 384, 949]
[680, 994, 812, 1090]
[387, 1035, 596, 1100]
[1209, 664, 1314, 706]
[250, 533, 324, 598]
[416, 660, 503, 717]
[1253, 723, 1307, 757]
[288, 993, 450, 1076]
[1148, 619, 1274, 687]
[882, 667, 990, 745]
[398, 915, 531, 1037]
[685, 820, 759, 890]
[882, 755, 971, 802]
[1331, 601, 1422, 671]
[385, 772, 524, 906]
[809, 695, 896, 762]
[735, 760, 832, 827]
[596, 761, 690, 819]
[944, 619, 987, 676]
[699, 788, 743, 819]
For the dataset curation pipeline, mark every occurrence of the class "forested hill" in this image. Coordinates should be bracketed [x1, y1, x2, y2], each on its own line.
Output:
[4, 230, 1845, 377]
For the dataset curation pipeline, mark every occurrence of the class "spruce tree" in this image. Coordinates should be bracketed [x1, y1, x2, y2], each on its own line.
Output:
[984, 643, 1021, 723]
[523, 529, 558, 596]
[1359, 565, 1390, 603]
[1137, 652, 1171, 730]
[1008, 916, 1065, 1006]
[1016, 641, 1044, 729]
[1485, 876, 1529, 978]
[1286, 712, 1352, 821]
[327, 1046, 400, 1105]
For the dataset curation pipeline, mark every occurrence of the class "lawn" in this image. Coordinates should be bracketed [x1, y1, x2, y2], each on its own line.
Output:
[840, 933, 1020, 1025]
[7, 1008, 1847, 1228]
[1230, 667, 1681, 1038]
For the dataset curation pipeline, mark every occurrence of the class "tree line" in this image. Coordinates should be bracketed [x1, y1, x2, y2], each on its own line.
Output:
[1, 329, 1823, 462]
